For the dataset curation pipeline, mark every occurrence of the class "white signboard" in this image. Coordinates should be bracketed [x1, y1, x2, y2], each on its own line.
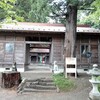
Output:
[66, 57, 76, 65]
[65, 57, 77, 78]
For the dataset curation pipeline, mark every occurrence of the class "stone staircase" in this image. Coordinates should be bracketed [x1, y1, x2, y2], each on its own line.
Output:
[17, 78, 58, 93]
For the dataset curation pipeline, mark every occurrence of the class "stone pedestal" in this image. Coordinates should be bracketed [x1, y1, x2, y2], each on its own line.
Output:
[87, 64, 100, 100]
[89, 80, 100, 100]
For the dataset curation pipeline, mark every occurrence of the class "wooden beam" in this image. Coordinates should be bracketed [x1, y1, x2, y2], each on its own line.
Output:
[26, 41, 51, 44]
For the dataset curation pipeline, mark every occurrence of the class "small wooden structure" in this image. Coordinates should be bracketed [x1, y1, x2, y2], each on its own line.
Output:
[65, 57, 77, 78]
[1, 71, 21, 88]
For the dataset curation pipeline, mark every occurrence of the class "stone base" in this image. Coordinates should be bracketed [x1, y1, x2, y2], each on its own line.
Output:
[0, 67, 24, 72]
[89, 93, 100, 100]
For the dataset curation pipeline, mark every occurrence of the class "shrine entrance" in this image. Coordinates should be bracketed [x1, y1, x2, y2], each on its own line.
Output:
[25, 36, 52, 65]
[30, 44, 50, 64]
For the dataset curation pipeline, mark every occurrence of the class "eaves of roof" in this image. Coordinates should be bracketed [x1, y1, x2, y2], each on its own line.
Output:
[0, 22, 100, 34]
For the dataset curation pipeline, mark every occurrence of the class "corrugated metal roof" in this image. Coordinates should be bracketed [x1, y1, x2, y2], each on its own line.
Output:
[77, 27, 100, 33]
[0, 22, 100, 33]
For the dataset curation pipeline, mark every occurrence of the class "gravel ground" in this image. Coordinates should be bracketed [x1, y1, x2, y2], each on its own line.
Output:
[0, 72, 91, 100]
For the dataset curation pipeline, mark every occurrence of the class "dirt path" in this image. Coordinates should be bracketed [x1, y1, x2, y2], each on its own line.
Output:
[0, 73, 91, 100]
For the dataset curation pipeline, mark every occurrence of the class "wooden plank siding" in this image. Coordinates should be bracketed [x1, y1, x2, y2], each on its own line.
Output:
[76, 34, 100, 68]
[52, 36, 64, 64]
[0, 43, 4, 62]
[98, 43, 100, 64]
[15, 42, 25, 64]
[0, 30, 100, 71]
[0, 32, 65, 71]
[91, 45, 98, 63]
[0, 35, 25, 69]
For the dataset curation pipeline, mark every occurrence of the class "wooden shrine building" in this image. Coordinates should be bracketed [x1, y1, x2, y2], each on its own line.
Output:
[0, 22, 100, 72]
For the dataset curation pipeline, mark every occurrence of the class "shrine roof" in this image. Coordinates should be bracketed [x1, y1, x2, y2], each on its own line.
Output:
[0, 22, 100, 33]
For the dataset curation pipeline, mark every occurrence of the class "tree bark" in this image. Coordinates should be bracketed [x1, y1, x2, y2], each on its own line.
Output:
[64, 5, 77, 77]
[64, 5, 77, 57]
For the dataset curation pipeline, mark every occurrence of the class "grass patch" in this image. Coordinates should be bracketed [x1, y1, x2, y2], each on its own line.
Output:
[53, 73, 76, 92]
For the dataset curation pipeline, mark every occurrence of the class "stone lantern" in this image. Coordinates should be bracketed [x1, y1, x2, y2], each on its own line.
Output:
[87, 64, 100, 100]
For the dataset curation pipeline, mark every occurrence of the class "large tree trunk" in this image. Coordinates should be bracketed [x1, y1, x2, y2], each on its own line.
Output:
[64, 5, 77, 57]
[64, 6, 77, 77]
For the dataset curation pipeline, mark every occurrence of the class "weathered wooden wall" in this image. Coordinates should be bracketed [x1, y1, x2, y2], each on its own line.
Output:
[0, 31, 100, 70]
[52, 36, 64, 64]
[98, 43, 100, 64]
[76, 34, 100, 68]
[0, 34, 25, 70]
[25, 44, 30, 65]
[0, 32, 65, 71]
[15, 36, 25, 63]
[0, 42, 4, 62]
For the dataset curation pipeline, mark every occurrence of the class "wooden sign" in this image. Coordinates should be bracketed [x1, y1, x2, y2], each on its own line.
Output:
[65, 57, 77, 78]
[66, 57, 76, 65]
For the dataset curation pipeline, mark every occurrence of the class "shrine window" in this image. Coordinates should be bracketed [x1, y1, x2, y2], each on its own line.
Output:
[81, 45, 89, 55]
[5, 43, 14, 54]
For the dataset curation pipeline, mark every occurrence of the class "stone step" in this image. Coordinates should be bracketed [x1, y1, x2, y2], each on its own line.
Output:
[17, 78, 57, 93]
[19, 78, 53, 83]
[26, 85, 56, 90]
[23, 88, 57, 92]
[30, 63, 51, 67]
[25, 79, 56, 90]
[30, 81, 55, 86]
[26, 64, 52, 73]
[28, 64, 51, 69]
[29, 67, 50, 69]
[25, 79, 55, 87]
[28, 64, 52, 69]
[27, 67, 52, 73]
[38, 78, 53, 82]
[25, 70, 52, 73]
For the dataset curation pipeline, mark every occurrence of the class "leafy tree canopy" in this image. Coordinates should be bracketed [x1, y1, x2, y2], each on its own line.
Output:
[1, 0, 99, 29]
[14, 0, 31, 22]
[0, 0, 17, 23]
[13, 0, 51, 22]
[0, 0, 25, 23]
[50, 0, 94, 24]
[28, 0, 51, 22]
[78, 0, 100, 29]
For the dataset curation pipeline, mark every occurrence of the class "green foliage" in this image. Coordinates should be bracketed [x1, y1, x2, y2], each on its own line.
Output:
[0, 0, 96, 25]
[13, 0, 51, 22]
[14, 0, 31, 22]
[0, 0, 16, 21]
[53, 73, 76, 92]
[66, 0, 78, 5]
[78, 0, 100, 29]
[97, 76, 100, 92]
[50, 0, 94, 24]
[28, 0, 51, 22]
